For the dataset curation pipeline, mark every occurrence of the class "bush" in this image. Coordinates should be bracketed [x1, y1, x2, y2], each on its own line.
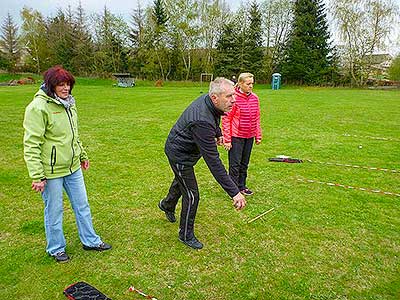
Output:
[388, 54, 400, 81]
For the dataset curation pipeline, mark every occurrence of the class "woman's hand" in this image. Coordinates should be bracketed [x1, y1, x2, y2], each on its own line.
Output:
[32, 180, 46, 193]
[232, 192, 246, 210]
[223, 142, 232, 151]
[81, 160, 90, 170]
[216, 136, 224, 146]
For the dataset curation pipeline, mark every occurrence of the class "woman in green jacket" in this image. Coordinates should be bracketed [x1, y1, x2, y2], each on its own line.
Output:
[23, 66, 111, 263]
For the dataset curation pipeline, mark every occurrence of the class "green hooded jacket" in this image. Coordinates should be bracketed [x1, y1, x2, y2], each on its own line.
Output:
[23, 89, 88, 182]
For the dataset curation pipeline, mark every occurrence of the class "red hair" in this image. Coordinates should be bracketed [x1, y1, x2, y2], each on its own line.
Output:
[43, 65, 75, 97]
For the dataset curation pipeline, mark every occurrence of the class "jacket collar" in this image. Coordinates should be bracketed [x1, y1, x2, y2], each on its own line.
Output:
[204, 94, 225, 118]
[36, 86, 75, 108]
[235, 86, 251, 97]
[35, 89, 61, 105]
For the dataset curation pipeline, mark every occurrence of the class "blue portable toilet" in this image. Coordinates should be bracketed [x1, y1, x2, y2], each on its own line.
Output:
[271, 73, 281, 90]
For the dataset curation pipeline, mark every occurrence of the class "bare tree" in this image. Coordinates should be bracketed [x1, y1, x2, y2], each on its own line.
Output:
[165, 0, 200, 80]
[198, 0, 231, 74]
[261, 0, 294, 79]
[20, 7, 50, 73]
[332, 0, 399, 85]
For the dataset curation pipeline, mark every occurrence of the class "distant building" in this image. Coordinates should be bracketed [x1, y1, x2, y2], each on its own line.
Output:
[367, 53, 393, 77]
[335, 44, 393, 79]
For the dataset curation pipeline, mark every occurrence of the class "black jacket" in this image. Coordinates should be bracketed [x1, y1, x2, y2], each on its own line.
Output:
[165, 94, 240, 197]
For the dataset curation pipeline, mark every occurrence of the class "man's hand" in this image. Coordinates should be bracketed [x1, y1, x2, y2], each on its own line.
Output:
[81, 160, 90, 170]
[216, 136, 224, 146]
[223, 142, 232, 151]
[32, 180, 46, 193]
[256, 139, 261, 145]
[232, 192, 246, 210]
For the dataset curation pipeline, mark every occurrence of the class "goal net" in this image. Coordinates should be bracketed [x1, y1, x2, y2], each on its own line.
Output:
[200, 73, 214, 92]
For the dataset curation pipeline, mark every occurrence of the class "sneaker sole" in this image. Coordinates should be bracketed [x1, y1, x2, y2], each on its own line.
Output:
[82, 246, 112, 251]
[178, 238, 203, 249]
[240, 191, 254, 196]
[49, 253, 70, 263]
[56, 258, 70, 263]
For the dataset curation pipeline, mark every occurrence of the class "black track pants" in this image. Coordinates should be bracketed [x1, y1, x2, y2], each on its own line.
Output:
[162, 160, 199, 241]
[228, 137, 254, 190]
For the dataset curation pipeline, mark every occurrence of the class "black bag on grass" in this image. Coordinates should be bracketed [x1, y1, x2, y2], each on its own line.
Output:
[64, 281, 111, 300]
[268, 157, 303, 163]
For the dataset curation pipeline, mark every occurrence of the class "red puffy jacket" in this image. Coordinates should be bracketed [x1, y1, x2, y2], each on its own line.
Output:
[222, 87, 262, 143]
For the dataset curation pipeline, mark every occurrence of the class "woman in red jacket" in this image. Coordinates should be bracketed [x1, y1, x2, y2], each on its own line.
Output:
[222, 73, 262, 195]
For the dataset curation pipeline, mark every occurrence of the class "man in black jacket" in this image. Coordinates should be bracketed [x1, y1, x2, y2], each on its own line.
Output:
[159, 77, 246, 249]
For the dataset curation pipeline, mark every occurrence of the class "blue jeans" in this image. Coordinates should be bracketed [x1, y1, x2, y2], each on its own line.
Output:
[41, 168, 102, 255]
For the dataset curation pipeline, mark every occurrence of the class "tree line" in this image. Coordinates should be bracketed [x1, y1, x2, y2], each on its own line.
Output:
[0, 0, 398, 85]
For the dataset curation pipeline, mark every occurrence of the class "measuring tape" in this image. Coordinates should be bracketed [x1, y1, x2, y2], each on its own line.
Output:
[305, 159, 399, 173]
[297, 178, 400, 197]
[343, 133, 399, 142]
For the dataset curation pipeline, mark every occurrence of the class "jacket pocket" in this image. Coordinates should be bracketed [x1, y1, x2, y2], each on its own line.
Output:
[50, 145, 57, 174]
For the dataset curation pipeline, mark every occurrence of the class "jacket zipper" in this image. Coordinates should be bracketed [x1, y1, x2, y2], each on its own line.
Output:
[50, 145, 56, 174]
[65, 107, 75, 173]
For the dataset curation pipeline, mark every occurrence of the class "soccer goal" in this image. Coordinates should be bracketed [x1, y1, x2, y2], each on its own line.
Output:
[200, 73, 214, 93]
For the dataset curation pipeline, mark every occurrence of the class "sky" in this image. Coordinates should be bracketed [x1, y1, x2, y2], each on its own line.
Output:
[0, 0, 399, 55]
[0, 0, 246, 22]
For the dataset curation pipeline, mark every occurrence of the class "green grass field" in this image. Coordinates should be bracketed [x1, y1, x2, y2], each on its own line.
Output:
[1, 79, 399, 300]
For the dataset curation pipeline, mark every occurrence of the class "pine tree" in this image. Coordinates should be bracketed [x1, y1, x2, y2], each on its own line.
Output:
[0, 13, 21, 72]
[214, 20, 240, 78]
[234, 7, 252, 75]
[71, 1, 95, 76]
[280, 0, 334, 85]
[153, 0, 169, 27]
[247, 1, 264, 79]
[128, 1, 146, 78]
[92, 6, 129, 75]
[47, 9, 75, 71]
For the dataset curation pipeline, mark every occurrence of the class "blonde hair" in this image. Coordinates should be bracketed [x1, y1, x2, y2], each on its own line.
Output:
[237, 72, 254, 85]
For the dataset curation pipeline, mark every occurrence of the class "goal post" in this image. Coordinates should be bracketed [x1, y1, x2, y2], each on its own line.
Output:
[200, 73, 214, 92]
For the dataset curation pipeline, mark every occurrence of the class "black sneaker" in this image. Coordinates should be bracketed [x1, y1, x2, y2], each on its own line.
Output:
[82, 242, 112, 251]
[179, 236, 203, 249]
[158, 200, 176, 223]
[240, 188, 254, 196]
[52, 251, 70, 263]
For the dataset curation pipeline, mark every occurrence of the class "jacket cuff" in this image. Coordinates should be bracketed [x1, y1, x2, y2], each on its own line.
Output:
[32, 177, 46, 183]
[222, 134, 231, 143]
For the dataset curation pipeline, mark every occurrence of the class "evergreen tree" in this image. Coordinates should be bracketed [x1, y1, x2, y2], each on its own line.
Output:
[0, 13, 21, 72]
[214, 20, 240, 78]
[47, 9, 75, 71]
[280, 0, 334, 85]
[71, 1, 95, 76]
[0, 52, 8, 70]
[153, 0, 169, 26]
[93, 6, 129, 75]
[235, 7, 252, 74]
[128, 1, 146, 78]
[247, 1, 264, 79]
